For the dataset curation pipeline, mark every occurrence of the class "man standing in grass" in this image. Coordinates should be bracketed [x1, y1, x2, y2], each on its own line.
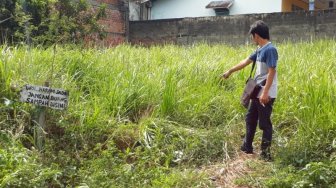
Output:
[222, 20, 278, 161]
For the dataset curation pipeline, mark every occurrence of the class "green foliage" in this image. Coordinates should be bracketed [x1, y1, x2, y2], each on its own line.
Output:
[276, 129, 336, 167]
[77, 119, 216, 187]
[0, 41, 335, 186]
[0, 135, 61, 187]
[0, 1, 16, 43]
[266, 158, 336, 188]
[0, 0, 106, 45]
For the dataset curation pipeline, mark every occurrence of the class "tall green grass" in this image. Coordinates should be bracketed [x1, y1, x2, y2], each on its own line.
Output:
[0, 40, 335, 187]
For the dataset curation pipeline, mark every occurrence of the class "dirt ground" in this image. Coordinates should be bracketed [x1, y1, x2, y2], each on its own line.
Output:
[203, 151, 267, 188]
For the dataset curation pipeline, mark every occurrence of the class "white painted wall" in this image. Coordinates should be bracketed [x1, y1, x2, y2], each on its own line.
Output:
[230, 0, 282, 15]
[151, 0, 216, 19]
[151, 0, 282, 20]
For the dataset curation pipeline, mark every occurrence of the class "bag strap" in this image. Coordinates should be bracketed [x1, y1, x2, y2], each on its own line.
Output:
[249, 60, 256, 79]
[248, 49, 258, 79]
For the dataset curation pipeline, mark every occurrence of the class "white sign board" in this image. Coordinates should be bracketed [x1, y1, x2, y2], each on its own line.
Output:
[20, 84, 69, 110]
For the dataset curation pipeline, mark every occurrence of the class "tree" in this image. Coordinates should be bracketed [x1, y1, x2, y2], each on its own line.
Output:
[0, 0, 106, 45]
[0, 0, 17, 43]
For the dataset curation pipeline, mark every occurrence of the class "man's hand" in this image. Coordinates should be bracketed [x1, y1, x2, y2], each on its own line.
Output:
[259, 91, 270, 106]
[222, 70, 231, 79]
[221, 58, 252, 79]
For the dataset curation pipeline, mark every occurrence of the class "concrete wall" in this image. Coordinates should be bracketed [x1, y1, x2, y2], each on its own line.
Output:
[90, 0, 128, 46]
[151, 0, 282, 20]
[129, 9, 336, 46]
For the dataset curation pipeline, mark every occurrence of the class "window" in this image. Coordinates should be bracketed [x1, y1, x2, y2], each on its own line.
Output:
[215, 8, 230, 16]
[140, 1, 152, 20]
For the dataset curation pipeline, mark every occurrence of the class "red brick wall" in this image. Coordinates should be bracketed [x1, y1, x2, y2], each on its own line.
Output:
[90, 0, 128, 46]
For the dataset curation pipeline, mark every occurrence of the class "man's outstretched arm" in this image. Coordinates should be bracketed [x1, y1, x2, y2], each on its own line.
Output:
[222, 58, 253, 79]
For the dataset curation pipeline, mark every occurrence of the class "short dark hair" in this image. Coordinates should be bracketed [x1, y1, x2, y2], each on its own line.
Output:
[249, 20, 270, 40]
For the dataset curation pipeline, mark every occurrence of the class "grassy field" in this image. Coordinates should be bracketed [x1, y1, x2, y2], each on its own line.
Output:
[0, 40, 335, 187]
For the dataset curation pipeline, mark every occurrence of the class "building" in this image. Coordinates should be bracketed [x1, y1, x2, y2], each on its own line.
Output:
[129, 0, 336, 20]
[87, 0, 336, 46]
[90, 0, 129, 46]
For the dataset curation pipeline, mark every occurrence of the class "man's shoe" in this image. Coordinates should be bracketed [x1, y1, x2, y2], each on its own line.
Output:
[240, 145, 253, 154]
[260, 151, 273, 162]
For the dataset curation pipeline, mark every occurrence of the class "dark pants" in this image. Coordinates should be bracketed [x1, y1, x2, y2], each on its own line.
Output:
[243, 98, 275, 152]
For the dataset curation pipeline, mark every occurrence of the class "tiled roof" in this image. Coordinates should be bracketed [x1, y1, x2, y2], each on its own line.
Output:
[206, 0, 234, 9]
